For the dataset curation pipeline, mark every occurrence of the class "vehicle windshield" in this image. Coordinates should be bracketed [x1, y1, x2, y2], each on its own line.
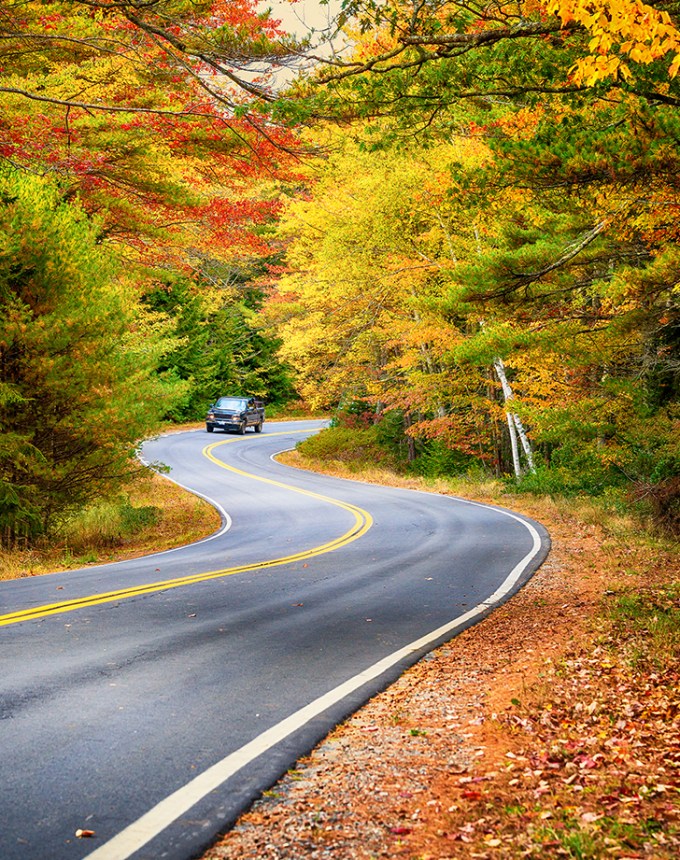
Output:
[215, 397, 247, 410]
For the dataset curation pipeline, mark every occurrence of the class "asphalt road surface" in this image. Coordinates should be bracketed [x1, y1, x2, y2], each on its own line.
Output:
[0, 420, 549, 860]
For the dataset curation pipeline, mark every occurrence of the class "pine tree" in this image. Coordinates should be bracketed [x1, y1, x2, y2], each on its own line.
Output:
[0, 168, 185, 545]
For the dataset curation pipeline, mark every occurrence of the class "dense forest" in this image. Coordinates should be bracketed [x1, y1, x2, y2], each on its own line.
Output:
[1, 0, 678, 544]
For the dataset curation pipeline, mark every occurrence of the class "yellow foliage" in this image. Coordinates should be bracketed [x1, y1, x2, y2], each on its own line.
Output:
[549, 0, 680, 82]
[270, 134, 494, 410]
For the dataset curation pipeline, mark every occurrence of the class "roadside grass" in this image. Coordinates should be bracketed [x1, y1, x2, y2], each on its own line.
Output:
[0, 469, 221, 580]
[606, 581, 680, 671]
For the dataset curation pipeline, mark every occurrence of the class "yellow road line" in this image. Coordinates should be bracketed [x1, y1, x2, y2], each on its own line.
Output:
[0, 433, 373, 628]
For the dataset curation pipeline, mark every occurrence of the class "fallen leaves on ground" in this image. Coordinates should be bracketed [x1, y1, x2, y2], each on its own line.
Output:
[203, 496, 678, 860]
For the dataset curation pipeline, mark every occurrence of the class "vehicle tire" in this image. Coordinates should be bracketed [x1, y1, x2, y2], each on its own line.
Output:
[206, 424, 214, 433]
[238, 421, 246, 435]
[254, 421, 263, 433]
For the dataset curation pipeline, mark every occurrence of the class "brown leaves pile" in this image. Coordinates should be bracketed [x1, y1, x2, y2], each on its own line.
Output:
[441, 650, 679, 857]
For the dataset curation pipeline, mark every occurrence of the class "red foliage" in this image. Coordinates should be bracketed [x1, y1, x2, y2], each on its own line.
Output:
[0, 0, 301, 269]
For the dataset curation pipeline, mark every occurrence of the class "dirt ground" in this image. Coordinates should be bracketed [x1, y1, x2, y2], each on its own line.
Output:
[202, 487, 679, 860]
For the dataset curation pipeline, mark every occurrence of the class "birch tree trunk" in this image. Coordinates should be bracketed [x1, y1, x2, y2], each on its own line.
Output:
[493, 357, 536, 475]
[506, 410, 522, 478]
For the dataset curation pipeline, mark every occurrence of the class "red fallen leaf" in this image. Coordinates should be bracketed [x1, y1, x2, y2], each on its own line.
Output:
[390, 826, 412, 835]
[461, 789, 483, 800]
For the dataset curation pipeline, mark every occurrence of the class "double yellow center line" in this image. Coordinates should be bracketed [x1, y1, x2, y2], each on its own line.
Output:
[0, 434, 373, 628]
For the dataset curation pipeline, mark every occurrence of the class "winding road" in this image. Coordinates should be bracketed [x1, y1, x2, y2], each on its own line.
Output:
[0, 420, 549, 860]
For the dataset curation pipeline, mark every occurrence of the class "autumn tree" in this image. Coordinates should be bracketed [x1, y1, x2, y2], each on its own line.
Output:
[271, 135, 519, 468]
[0, 0, 303, 271]
[271, 1, 680, 502]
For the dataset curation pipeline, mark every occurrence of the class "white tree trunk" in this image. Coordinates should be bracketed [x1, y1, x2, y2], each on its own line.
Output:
[506, 410, 521, 478]
[493, 357, 536, 475]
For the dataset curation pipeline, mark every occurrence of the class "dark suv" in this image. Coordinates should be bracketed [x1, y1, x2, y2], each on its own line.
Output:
[206, 397, 265, 434]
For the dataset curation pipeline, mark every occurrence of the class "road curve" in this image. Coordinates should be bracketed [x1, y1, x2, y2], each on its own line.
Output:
[0, 420, 549, 860]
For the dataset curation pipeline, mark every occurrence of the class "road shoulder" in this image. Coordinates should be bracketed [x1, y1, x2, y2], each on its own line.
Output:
[203, 464, 678, 859]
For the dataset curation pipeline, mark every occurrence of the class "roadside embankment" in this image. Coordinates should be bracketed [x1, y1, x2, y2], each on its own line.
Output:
[202, 452, 679, 860]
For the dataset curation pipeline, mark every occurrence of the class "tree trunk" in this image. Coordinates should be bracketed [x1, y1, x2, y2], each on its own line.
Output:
[493, 357, 535, 474]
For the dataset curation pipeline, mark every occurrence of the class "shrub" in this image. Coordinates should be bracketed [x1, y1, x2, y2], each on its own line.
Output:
[629, 477, 680, 537]
[297, 426, 402, 472]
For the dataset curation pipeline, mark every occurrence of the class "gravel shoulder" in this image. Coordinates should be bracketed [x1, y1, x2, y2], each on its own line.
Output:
[202, 462, 679, 860]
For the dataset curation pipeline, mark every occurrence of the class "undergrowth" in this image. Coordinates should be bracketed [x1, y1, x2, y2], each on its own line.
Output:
[0, 471, 219, 579]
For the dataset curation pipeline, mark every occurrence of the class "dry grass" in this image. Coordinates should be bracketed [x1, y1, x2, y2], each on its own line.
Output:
[0, 470, 220, 580]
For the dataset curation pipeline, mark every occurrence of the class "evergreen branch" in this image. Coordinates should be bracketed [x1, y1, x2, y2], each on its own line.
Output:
[401, 20, 579, 49]
[476, 218, 619, 302]
[626, 86, 680, 107]
[317, 19, 580, 82]
[121, 10, 278, 102]
[511, 219, 611, 285]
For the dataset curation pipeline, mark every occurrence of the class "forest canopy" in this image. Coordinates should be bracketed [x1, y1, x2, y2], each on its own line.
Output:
[1, 0, 678, 542]
[268, 0, 679, 523]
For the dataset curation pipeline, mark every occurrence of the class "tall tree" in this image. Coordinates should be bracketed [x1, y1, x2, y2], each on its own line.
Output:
[0, 167, 184, 544]
[142, 269, 296, 421]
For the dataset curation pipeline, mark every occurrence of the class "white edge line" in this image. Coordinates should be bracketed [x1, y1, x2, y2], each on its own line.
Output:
[136, 456, 233, 556]
[85, 491, 544, 860]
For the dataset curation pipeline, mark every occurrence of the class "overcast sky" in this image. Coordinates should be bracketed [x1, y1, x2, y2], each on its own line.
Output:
[263, 0, 342, 39]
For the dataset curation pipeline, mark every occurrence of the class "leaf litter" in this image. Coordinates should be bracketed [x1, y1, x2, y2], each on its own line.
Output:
[202, 499, 678, 860]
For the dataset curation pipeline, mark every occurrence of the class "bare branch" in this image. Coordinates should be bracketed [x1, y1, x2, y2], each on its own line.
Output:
[0, 85, 222, 119]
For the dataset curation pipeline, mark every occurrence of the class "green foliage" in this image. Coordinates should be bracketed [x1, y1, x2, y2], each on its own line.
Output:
[606, 583, 680, 671]
[0, 167, 185, 544]
[142, 274, 296, 421]
[373, 409, 414, 465]
[410, 440, 481, 480]
[515, 460, 621, 498]
[296, 425, 402, 472]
